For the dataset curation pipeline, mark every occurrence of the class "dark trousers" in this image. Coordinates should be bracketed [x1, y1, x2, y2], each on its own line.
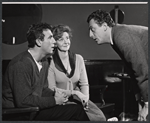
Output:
[34, 104, 89, 121]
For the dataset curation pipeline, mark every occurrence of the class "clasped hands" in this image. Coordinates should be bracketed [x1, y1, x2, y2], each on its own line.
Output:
[54, 88, 69, 105]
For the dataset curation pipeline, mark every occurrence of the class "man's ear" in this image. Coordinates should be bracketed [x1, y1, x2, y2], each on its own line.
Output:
[103, 23, 107, 31]
[36, 39, 42, 47]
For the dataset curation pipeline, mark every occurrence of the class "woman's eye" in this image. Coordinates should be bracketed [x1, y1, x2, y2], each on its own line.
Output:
[58, 38, 63, 41]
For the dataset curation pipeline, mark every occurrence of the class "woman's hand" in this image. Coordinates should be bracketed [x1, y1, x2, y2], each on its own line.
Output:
[72, 90, 89, 108]
[63, 90, 72, 97]
[53, 87, 72, 98]
[54, 88, 68, 105]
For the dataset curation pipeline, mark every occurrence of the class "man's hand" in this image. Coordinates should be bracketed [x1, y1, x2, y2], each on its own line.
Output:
[107, 117, 118, 121]
[54, 88, 68, 105]
[138, 103, 148, 121]
[105, 76, 121, 83]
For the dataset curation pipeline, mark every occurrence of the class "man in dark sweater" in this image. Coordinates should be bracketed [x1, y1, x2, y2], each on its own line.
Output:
[2, 23, 89, 121]
[87, 9, 148, 121]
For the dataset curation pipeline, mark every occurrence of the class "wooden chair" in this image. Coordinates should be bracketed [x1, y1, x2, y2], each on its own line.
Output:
[2, 107, 39, 121]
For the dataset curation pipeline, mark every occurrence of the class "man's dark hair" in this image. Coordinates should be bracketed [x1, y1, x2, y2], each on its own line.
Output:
[26, 23, 53, 48]
[87, 9, 115, 27]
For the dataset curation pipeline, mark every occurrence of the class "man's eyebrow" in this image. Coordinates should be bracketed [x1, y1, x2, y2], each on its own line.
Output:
[89, 26, 94, 31]
[89, 26, 92, 30]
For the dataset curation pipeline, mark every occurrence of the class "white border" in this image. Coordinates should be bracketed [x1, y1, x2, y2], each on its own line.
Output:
[2, 2, 148, 4]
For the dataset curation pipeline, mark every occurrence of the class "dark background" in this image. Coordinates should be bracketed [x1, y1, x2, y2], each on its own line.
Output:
[2, 3, 148, 60]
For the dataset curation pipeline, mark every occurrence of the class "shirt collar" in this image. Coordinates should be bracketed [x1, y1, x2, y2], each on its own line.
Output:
[110, 29, 113, 45]
[28, 49, 42, 71]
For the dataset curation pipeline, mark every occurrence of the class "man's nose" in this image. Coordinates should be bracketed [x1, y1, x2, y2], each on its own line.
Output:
[52, 38, 57, 47]
[53, 38, 56, 43]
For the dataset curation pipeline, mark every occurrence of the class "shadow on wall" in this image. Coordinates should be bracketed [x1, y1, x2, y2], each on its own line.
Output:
[2, 4, 42, 60]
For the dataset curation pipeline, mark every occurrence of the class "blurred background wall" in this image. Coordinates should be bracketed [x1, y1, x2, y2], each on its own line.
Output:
[2, 3, 148, 60]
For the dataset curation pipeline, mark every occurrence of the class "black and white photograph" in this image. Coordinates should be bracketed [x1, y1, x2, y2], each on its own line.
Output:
[1, 1, 148, 121]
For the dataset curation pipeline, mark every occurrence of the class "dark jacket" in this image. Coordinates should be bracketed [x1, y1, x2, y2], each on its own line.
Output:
[111, 24, 148, 102]
[2, 50, 56, 109]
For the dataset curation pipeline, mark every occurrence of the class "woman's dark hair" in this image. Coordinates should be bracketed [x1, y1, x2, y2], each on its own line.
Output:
[87, 9, 115, 27]
[52, 24, 72, 41]
[26, 23, 53, 48]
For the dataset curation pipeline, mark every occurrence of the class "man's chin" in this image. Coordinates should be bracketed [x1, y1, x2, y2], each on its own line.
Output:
[50, 51, 55, 55]
[46, 51, 55, 56]
[95, 39, 100, 44]
[97, 41, 102, 45]
[46, 53, 53, 57]
[97, 41, 107, 45]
